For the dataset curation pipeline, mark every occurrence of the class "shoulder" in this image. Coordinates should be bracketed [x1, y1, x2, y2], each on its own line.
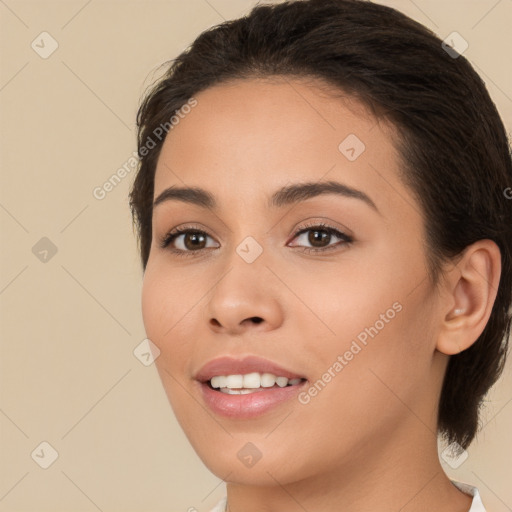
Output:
[451, 480, 487, 512]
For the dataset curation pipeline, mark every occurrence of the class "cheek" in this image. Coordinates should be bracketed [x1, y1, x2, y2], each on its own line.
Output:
[141, 262, 191, 363]
[293, 244, 435, 386]
[141, 264, 198, 418]
[290, 298, 435, 464]
[141, 267, 164, 341]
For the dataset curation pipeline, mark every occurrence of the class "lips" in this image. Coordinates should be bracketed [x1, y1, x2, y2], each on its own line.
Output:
[195, 355, 308, 418]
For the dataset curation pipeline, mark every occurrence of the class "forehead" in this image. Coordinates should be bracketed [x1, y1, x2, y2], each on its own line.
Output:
[153, 77, 409, 218]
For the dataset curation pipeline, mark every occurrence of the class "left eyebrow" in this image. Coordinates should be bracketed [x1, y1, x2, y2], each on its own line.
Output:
[153, 180, 379, 214]
[269, 180, 379, 213]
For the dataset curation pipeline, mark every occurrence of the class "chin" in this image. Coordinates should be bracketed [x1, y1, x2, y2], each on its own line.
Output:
[187, 433, 317, 487]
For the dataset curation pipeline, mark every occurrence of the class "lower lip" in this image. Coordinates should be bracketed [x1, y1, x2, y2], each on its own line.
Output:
[199, 382, 307, 418]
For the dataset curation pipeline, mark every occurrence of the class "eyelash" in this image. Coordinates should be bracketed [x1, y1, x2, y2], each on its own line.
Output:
[158, 222, 353, 258]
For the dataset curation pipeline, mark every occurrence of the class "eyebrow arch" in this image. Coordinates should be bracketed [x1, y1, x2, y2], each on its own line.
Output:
[270, 180, 378, 212]
[153, 180, 379, 213]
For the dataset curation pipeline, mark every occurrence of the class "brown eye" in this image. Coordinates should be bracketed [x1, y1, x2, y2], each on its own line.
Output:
[183, 232, 207, 250]
[289, 224, 353, 253]
[160, 228, 219, 255]
[307, 229, 332, 247]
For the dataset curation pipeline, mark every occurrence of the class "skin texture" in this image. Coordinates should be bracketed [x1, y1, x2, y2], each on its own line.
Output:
[141, 77, 500, 511]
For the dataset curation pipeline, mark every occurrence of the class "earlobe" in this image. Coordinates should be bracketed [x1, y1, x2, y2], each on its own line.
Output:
[436, 240, 501, 356]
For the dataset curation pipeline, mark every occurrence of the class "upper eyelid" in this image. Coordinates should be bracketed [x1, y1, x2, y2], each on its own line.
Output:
[164, 216, 351, 237]
[293, 220, 351, 235]
[168, 222, 348, 239]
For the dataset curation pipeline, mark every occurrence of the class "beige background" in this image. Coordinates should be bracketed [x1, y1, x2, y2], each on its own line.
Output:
[0, 0, 511, 511]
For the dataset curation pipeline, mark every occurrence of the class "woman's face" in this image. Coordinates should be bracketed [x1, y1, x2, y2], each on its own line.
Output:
[141, 77, 448, 485]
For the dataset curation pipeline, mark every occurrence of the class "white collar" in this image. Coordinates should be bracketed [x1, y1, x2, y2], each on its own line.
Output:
[451, 480, 487, 511]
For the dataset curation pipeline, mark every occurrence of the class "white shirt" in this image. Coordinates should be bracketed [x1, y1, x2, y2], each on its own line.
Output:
[208, 480, 486, 511]
[452, 480, 487, 512]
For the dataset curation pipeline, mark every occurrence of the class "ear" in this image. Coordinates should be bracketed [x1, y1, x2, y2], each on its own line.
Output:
[436, 239, 501, 355]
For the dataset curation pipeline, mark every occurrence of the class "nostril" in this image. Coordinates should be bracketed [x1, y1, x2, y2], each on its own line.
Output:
[250, 317, 263, 324]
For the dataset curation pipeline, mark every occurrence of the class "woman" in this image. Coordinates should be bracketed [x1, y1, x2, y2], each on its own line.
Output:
[129, 0, 511, 510]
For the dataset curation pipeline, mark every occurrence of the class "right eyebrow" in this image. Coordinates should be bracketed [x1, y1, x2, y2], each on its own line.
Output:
[153, 186, 216, 209]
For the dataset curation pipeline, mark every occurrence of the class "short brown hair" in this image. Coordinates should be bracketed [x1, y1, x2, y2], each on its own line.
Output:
[129, 0, 512, 449]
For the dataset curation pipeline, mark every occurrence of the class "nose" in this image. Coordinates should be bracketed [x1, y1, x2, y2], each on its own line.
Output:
[204, 256, 284, 336]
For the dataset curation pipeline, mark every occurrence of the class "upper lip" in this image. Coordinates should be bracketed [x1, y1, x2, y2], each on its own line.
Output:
[195, 355, 306, 383]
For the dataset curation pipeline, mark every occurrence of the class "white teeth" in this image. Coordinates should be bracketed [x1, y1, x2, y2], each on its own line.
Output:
[260, 373, 277, 387]
[210, 376, 227, 388]
[209, 372, 304, 391]
[276, 376, 289, 387]
[223, 388, 253, 395]
[225, 374, 243, 388]
[243, 372, 261, 388]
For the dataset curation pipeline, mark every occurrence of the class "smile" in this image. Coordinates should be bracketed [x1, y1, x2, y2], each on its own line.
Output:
[196, 356, 308, 418]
